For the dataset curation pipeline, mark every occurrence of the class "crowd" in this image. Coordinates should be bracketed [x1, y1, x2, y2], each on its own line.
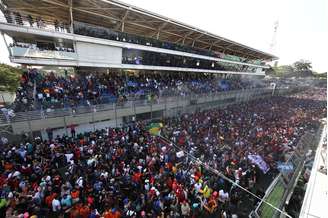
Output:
[11, 70, 258, 112]
[121, 50, 251, 73]
[0, 89, 326, 218]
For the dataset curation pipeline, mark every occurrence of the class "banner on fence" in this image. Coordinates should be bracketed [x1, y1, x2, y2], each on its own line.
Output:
[247, 154, 270, 174]
[277, 162, 294, 174]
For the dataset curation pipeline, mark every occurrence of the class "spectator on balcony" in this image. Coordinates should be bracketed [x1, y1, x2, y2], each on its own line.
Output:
[4, 10, 14, 24]
[13, 12, 23, 25]
[60, 22, 65, 32]
[36, 17, 44, 28]
[27, 15, 34, 27]
[54, 20, 59, 31]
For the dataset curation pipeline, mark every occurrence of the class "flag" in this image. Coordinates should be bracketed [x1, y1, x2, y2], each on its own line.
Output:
[247, 154, 270, 174]
[277, 162, 294, 174]
[147, 122, 163, 136]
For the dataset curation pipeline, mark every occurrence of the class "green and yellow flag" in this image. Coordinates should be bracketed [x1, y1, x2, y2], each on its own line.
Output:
[147, 122, 163, 136]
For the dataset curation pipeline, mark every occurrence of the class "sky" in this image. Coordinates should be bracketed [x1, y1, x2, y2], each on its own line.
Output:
[0, 0, 327, 72]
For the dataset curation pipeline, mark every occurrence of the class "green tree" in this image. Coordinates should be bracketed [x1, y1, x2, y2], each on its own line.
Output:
[293, 60, 312, 72]
[268, 65, 294, 77]
[0, 64, 22, 92]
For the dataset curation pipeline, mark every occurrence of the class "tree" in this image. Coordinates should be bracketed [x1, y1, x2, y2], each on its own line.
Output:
[267, 65, 294, 77]
[0, 64, 22, 92]
[293, 60, 312, 72]
[277, 65, 295, 74]
[268, 59, 318, 78]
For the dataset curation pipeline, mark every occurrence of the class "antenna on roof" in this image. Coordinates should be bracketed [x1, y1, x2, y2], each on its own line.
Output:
[269, 20, 279, 53]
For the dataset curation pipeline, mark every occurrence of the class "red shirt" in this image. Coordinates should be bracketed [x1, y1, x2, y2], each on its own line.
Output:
[132, 172, 142, 183]
[79, 205, 91, 218]
[45, 193, 56, 207]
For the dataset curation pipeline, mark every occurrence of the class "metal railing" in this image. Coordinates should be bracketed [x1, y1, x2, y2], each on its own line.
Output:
[253, 127, 323, 218]
[1, 88, 275, 124]
[299, 121, 327, 218]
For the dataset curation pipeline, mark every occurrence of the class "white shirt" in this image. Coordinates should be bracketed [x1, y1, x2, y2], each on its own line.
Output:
[65, 153, 74, 162]
[38, 93, 43, 99]
[100, 172, 108, 179]
[52, 199, 61, 212]
[219, 190, 229, 202]
[194, 183, 202, 192]
[144, 183, 150, 191]
[76, 177, 83, 188]
[49, 144, 55, 149]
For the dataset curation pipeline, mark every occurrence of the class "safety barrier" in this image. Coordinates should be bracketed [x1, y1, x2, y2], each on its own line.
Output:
[1, 88, 274, 124]
[0, 86, 304, 136]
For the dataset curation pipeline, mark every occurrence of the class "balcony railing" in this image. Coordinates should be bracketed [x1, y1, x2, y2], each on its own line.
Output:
[10, 46, 77, 60]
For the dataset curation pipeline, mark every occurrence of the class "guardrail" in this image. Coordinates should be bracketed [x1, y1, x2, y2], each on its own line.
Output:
[2, 86, 308, 129]
[10, 46, 77, 60]
[2, 86, 306, 126]
[1, 88, 275, 124]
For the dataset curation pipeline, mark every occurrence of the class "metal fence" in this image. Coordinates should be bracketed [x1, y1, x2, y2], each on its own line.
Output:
[253, 125, 323, 218]
[1, 88, 276, 124]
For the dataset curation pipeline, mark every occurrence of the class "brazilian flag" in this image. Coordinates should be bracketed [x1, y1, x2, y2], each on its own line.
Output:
[147, 122, 163, 136]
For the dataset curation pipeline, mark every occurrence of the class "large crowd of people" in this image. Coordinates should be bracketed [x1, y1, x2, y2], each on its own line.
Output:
[11, 69, 259, 112]
[121, 49, 252, 73]
[0, 89, 326, 218]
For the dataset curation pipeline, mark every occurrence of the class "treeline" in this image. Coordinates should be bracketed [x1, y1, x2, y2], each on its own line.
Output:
[266, 59, 326, 78]
[0, 63, 22, 92]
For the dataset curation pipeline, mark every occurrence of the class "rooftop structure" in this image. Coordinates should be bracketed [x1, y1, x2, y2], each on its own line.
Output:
[1, 0, 277, 60]
[0, 0, 277, 75]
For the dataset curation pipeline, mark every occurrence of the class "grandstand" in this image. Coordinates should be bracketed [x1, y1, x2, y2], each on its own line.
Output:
[0, 1, 326, 218]
[0, 0, 276, 74]
[0, 0, 279, 134]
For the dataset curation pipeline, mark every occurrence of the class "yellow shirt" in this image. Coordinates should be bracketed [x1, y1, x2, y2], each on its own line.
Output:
[203, 185, 212, 198]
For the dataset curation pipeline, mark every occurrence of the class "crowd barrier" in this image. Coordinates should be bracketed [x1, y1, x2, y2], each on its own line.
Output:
[0, 86, 305, 139]
[1, 88, 276, 124]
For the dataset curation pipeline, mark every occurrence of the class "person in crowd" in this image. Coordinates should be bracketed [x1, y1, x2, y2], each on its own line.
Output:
[54, 20, 59, 31]
[27, 15, 34, 27]
[70, 125, 76, 138]
[181, 201, 191, 217]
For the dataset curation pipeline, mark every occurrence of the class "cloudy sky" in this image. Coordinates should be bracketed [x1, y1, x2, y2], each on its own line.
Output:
[1, 0, 327, 72]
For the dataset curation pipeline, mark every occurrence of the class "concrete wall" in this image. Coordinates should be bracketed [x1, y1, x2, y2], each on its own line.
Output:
[40, 117, 123, 140]
[75, 41, 122, 64]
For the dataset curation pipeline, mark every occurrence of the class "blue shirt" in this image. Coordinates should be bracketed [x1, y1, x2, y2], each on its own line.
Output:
[61, 195, 72, 207]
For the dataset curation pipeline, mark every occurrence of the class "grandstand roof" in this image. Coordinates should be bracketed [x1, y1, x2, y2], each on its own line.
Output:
[2, 0, 277, 60]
